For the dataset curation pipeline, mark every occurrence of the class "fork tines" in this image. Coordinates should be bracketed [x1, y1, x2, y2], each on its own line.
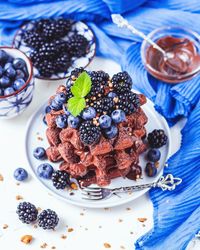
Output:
[81, 187, 103, 200]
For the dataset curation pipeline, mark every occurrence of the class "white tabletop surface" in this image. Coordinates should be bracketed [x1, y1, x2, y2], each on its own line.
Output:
[0, 57, 199, 250]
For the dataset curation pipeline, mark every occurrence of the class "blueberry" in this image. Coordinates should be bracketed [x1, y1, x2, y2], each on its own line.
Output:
[0, 50, 8, 64]
[45, 105, 51, 114]
[4, 87, 15, 95]
[5, 66, 16, 79]
[13, 78, 25, 90]
[0, 76, 10, 88]
[54, 92, 66, 105]
[81, 107, 96, 120]
[68, 115, 80, 128]
[14, 168, 28, 181]
[0, 66, 3, 77]
[145, 162, 157, 177]
[99, 114, 112, 129]
[104, 125, 118, 139]
[0, 88, 3, 96]
[13, 58, 26, 69]
[37, 163, 54, 179]
[33, 147, 46, 160]
[147, 149, 161, 162]
[63, 104, 70, 116]
[108, 92, 117, 98]
[56, 114, 68, 128]
[15, 69, 26, 80]
[50, 99, 62, 111]
[111, 109, 126, 124]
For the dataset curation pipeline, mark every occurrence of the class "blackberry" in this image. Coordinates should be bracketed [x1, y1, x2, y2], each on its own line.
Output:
[92, 97, 114, 115]
[54, 40, 68, 53]
[54, 18, 73, 36]
[55, 53, 71, 72]
[79, 121, 101, 145]
[38, 209, 59, 230]
[38, 43, 58, 59]
[51, 170, 70, 189]
[67, 34, 89, 57]
[35, 19, 51, 33]
[147, 129, 168, 148]
[36, 59, 56, 77]
[23, 30, 45, 49]
[70, 67, 85, 81]
[112, 71, 132, 93]
[16, 202, 38, 224]
[117, 94, 135, 115]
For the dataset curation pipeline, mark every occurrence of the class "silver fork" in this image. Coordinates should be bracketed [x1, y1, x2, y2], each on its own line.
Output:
[81, 174, 182, 201]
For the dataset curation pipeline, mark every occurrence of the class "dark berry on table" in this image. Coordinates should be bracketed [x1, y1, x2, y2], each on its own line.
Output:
[51, 170, 70, 189]
[67, 115, 80, 129]
[79, 121, 101, 145]
[0, 76, 10, 88]
[50, 99, 62, 111]
[13, 78, 25, 90]
[37, 163, 54, 179]
[99, 114, 112, 129]
[54, 92, 67, 105]
[112, 71, 132, 93]
[13, 58, 26, 70]
[55, 53, 71, 72]
[111, 109, 126, 124]
[108, 92, 117, 98]
[67, 34, 89, 57]
[5, 66, 16, 79]
[4, 87, 15, 96]
[45, 105, 51, 114]
[0, 50, 8, 64]
[38, 209, 59, 230]
[56, 114, 68, 128]
[103, 125, 118, 139]
[147, 129, 168, 148]
[33, 147, 46, 160]
[81, 107, 96, 120]
[14, 168, 28, 181]
[16, 201, 38, 224]
[145, 162, 157, 177]
[147, 149, 161, 162]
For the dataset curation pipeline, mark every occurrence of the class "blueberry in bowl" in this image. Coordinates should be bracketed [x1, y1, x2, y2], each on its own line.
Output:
[13, 18, 96, 80]
[0, 47, 34, 119]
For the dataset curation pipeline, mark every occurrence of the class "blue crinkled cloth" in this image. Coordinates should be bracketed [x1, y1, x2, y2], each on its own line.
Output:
[0, 1, 199, 249]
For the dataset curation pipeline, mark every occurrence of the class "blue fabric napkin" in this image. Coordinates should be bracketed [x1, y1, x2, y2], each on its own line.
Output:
[0, 1, 199, 249]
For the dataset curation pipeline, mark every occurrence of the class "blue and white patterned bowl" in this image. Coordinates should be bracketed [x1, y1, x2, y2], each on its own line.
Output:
[0, 47, 34, 119]
[13, 20, 96, 80]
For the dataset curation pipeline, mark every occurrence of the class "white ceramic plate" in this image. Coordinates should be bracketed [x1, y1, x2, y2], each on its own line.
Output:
[25, 96, 171, 208]
[13, 20, 96, 80]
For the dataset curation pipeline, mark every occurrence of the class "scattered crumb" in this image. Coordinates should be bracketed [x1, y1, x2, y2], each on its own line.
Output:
[33, 224, 38, 229]
[118, 219, 123, 223]
[104, 242, 111, 248]
[142, 224, 146, 227]
[126, 207, 131, 211]
[104, 208, 110, 211]
[61, 234, 67, 239]
[69, 192, 74, 196]
[137, 218, 147, 223]
[67, 228, 74, 233]
[99, 225, 102, 229]
[2, 224, 8, 229]
[71, 182, 78, 190]
[155, 162, 159, 168]
[0, 174, 4, 182]
[37, 207, 42, 212]
[120, 246, 125, 249]
[51, 247, 56, 249]
[128, 191, 133, 195]
[40, 243, 48, 248]
[37, 136, 43, 141]
[21, 235, 33, 244]
[130, 231, 133, 235]
[16, 195, 23, 200]
[16, 182, 20, 186]
[80, 213, 84, 216]
[85, 228, 88, 231]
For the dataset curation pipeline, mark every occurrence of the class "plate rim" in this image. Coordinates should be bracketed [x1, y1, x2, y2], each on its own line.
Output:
[25, 92, 171, 208]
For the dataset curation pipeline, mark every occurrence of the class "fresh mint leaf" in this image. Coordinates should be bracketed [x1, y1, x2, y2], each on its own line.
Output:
[67, 96, 86, 117]
[71, 72, 91, 98]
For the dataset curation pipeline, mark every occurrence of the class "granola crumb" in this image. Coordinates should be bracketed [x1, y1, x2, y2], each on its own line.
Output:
[2, 224, 8, 229]
[37, 207, 42, 212]
[104, 208, 110, 211]
[155, 161, 159, 168]
[40, 243, 48, 248]
[67, 228, 74, 232]
[126, 207, 131, 211]
[118, 219, 123, 223]
[80, 213, 84, 216]
[104, 242, 111, 248]
[120, 246, 125, 249]
[16, 195, 23, 200]
[21, 235, 33, 244]
[70, 182, 78, 190]
[85, 228, 88, 231]
[33, 224, 38, 229]
[61, 234, 67, 239]
[51, 247, 56, 249]
[142, 224, 146, 227]
[99, 225, 102, 229]
[37, 136, 43, 141]
[16, 182, 20, 186]
[0, 174, 4, 182]
[130, 231, 133, 235]
[137, 218, 147, 223]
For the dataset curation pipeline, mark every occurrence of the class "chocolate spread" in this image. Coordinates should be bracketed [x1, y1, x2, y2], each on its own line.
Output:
[146, 36, 200, 76]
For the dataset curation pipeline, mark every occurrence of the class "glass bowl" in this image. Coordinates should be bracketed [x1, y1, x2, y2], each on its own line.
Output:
[141, 26, 200, 83]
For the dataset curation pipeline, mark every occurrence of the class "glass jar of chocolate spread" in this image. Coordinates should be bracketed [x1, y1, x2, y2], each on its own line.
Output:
[141, 27, 200, 83]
